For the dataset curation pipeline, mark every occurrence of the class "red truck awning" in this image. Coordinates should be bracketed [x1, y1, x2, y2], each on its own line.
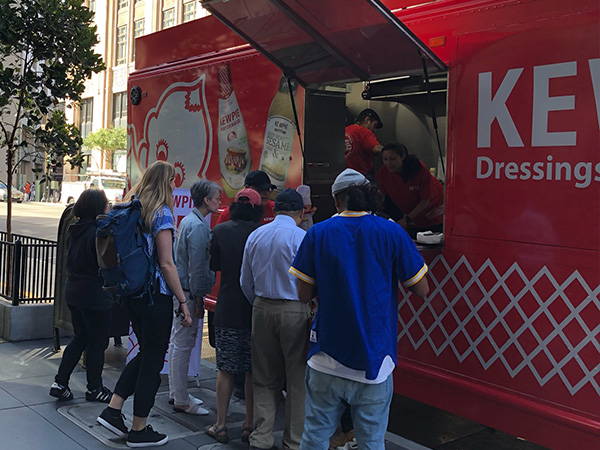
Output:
[201, 0, 447, 86]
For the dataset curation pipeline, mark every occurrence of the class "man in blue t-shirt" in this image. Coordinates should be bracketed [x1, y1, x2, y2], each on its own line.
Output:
[289, 169, 429, 450]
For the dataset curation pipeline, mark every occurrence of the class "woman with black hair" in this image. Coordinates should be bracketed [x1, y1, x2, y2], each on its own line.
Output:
[376, 143, 444, 232]
[206, 188, 263, 443]
[50, 189, 113, 403]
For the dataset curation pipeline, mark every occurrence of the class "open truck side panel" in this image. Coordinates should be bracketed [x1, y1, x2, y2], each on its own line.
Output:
[128, 1, 599, 448]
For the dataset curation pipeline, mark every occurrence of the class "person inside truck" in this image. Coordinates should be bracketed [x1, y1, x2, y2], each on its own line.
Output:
[344, 108, 384, 176]
[217, 170, 277, 224]
[376, 143, 444, 235]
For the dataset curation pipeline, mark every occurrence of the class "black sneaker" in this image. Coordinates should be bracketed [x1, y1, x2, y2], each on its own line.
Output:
[86, 386, 113, 403]
[126, 425, 168, 447]
[97, 407, 128, 438]
[49, 382, 73, 401]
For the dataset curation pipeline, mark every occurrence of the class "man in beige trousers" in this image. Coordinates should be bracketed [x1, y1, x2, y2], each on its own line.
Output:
[240, 189, 309, 450]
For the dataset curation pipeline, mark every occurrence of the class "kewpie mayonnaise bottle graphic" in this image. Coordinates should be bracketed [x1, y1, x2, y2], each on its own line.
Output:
[259, 76, 297, 189]
[218, 64, 250, 197]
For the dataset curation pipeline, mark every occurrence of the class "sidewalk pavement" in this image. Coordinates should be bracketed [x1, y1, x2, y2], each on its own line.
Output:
[0, 338, 427, 450]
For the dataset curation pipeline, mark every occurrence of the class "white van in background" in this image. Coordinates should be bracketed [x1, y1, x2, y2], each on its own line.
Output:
[61, 176, 126, 204]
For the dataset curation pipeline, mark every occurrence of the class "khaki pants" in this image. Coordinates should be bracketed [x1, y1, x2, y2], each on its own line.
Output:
[250, 297, 311, 450]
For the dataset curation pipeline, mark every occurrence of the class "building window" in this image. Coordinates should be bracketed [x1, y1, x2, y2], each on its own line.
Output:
[79, 98, 93, 139]
[112, 92, 127, 129]
[134, 18, 145, 37]
[161, 7, 175, 29]
[132, 18, 144, 60]
[115, 25, 127, 65]
[118, 0, 128, 10]
[183, 1, 196, 22]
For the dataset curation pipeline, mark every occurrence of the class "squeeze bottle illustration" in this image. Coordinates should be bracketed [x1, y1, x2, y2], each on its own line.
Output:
[218, 64, 251, 196]
[259, 76, 297, 188]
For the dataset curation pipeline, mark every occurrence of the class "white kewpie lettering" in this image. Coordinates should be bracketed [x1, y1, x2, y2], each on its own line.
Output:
[532, 162, 545, 180]
[589, 59, 600, 129]
[476, 156, 493, 178]
[532, 62, 577, 147]
[520, 162, 532, 180]
[477, 69, 524, 148]
[494, 161, 505, 178]
[504, 162, 519, 179]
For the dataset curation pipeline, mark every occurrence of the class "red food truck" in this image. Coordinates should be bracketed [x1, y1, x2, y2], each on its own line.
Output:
[127, 1, 599, 448]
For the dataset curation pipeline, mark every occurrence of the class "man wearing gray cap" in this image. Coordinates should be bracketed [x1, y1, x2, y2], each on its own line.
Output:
[240, 189, 309, 450]
[290, 169, 429, 449]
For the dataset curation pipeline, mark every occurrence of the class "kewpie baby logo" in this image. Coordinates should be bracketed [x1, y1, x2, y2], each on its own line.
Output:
[131, 74, 213, 188]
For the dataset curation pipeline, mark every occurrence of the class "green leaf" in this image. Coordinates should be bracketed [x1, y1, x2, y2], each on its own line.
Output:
[0, 0, 104, 204]
[83, 127, 127, 152]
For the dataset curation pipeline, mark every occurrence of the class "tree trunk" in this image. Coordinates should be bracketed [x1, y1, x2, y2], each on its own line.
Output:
[6, 148, 13, 241]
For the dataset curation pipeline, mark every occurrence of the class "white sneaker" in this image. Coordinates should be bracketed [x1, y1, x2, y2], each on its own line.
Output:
[168, 393, 204, 406]
[188, 394, 204, 406]
[173, 403, 210, 415]
[335, 439, 358, 450]
[346, 438, 358, 449]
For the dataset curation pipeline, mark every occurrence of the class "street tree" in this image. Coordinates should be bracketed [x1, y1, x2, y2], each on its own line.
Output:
[83, 127, 127, 168]
[0, 0, 104, 239]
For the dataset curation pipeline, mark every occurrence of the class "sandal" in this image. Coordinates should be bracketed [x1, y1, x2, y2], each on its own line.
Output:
[206, 424, 229, 444]
[241, 426, 253, 443]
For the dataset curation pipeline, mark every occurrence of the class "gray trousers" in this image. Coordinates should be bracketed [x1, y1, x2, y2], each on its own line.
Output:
[250, 296, 311, 450]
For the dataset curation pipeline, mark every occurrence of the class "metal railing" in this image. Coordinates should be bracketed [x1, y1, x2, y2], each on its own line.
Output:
[0, 232, 57, 305]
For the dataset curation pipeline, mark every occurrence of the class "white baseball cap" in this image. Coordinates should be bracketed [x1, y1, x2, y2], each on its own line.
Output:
[331, 168, 369, 195]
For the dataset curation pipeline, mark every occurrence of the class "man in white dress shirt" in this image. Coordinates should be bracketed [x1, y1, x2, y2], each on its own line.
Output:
[240, 189, 308, 450]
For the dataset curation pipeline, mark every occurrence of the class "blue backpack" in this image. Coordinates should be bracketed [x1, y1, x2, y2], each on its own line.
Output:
[96, 197, 155, 300]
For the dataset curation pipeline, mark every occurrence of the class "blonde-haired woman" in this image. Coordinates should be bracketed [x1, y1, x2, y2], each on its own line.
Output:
[97, 161, 192, 448]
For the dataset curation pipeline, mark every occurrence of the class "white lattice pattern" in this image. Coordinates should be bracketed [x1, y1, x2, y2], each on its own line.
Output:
[398, 255, 600, 395]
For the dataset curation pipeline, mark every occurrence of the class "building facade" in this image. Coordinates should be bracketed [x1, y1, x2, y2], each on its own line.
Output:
[0, 54, 44, 199]
[63, 0, 209, 182]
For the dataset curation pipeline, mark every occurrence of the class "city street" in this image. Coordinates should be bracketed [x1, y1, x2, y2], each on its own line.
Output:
[0, 201, 65, 241]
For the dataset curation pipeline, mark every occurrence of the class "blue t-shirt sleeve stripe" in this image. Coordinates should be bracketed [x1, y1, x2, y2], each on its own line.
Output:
[289, 266, 315, 284]
[290, 229, 316, 283]
[403, 263, 428, 287]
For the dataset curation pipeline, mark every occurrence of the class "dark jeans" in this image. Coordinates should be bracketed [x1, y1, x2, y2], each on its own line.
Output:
[55, 305, 111, 391]
[113, 293, 173, 418]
